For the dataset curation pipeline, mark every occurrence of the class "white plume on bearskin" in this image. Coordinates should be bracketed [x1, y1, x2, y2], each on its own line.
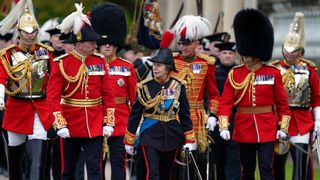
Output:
[173, 15, 212, 41]
[0, 0, 35, 36]
[57, 3, 91, 35]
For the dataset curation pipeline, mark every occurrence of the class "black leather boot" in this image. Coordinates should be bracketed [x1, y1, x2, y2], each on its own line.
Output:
[7, 143, 25, 180]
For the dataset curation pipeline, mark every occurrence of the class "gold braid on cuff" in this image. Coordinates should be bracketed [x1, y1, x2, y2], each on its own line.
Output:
[280, 115, 291, 133]
[53, 111, 67, 130]
[104, 108, 115, 126]
[124, 129, 136, 146]
[219, 116, 229, 131]
[184, 130, 196, 143]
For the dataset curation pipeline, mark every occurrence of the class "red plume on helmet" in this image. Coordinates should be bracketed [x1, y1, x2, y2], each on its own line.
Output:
[149, 30, 177, 72]
[160, 30, 174, 48]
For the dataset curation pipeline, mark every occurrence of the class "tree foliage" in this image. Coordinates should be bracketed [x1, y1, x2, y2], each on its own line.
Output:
[0, 0, 143, 27]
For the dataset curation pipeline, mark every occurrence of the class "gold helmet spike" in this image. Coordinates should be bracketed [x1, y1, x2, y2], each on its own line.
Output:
[0, 0, 38, 37]
[18, 7, 39, 33]
[283, 12, 305, 53]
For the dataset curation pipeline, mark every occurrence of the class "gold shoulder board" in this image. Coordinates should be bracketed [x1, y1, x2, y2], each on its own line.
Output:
[53, 53, 69, 62]
[270, 59, 281, 65]
[36, 42, 54, 52]
[119, 57, 133, 64]
[137, 77, 153, 88]
[197, 53, 216, 65]
[93, 52, 105, 59]
[0, 45, 16, 56]
[301, 58, 316, 68]
[172, 52, 180, 58]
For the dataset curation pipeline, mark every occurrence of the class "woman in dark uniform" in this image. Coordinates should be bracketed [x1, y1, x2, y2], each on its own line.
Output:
[123, 45, 196, 180]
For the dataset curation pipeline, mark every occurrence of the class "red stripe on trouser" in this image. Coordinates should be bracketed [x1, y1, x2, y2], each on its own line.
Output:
[141, 146, 150, 180]
[124, 152, 128, 179]
[170, 149, 178, 180]
[59, 138, 64, 179]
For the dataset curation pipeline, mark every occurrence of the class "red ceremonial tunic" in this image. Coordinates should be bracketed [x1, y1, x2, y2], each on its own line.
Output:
[272, 59, 320, 136]
[218, 64, 291, 143]
[47, 50, 115, 138]
[0, 43, 54, 134]
[107, 57, 137, 136]
[171, 53, 219, 134]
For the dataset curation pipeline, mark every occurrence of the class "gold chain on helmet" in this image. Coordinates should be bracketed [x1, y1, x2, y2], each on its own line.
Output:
[228, 69, 254, 105]
[59, 60, 88, 98]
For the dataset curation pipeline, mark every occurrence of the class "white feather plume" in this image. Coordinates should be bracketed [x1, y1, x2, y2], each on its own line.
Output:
[173, 15, 212, 41]
[0, 0, 35, 36]
[58, 3, 91, 35]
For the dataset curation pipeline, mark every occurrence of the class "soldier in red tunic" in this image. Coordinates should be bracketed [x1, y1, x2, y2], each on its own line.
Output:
[171, 15, 220, 179]
[46, 3, 115, 179]
[272, 12, 320, 180]
[0, 0, 54, 179]
[91, 3, 138, 180]
[218, 9, 291, 180]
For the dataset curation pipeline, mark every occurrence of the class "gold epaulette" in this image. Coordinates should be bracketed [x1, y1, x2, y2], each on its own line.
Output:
[0, 45, 15, 56]
[93, 52, 105, 59]
[270, 59, 281, 65]
[137, 77, 153, 89]
[197, 53, 216, 65]
[36, 42, 54, 52]
[118, 57, 133, 64]
[53, 53, 69, 62]
[172, 51, 180, 58]
[301, 58, 316, 68]
[171, 76, 187, 86]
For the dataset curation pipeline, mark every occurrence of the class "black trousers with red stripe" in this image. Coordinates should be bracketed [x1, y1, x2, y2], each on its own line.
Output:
[141, 146, 177, 180]
[60, 136, 103, 180]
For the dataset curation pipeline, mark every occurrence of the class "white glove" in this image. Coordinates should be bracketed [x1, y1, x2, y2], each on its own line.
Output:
[220, 130, 230, 140]
[313, 107, 320, 135]
[142, 57, 153, 67]
[0, 84, 5, 111]
[183, 141, 197, 151]
[125, 144, 134, 155]
[314, 120, 320, 135]
[276, 130, 287, 139]
[103, 126, 114, 137]
[57, 128, 70, 138]
[206, 116, 217, 131]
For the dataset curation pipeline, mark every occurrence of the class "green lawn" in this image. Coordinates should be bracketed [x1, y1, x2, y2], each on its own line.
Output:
[255, 160, 320, 179]
[285, 162, 320, 179]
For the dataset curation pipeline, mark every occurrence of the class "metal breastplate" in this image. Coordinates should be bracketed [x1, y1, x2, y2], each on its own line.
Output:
[280, 64, 311, 108]
[8, 48, 49, 99]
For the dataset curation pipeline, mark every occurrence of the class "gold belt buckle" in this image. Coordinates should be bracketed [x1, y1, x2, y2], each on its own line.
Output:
[160, 114, 169, 122]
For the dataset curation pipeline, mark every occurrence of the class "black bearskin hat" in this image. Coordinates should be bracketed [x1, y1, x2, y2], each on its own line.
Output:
[233, 9, 274, 62]
[91, 3, 127, 49]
